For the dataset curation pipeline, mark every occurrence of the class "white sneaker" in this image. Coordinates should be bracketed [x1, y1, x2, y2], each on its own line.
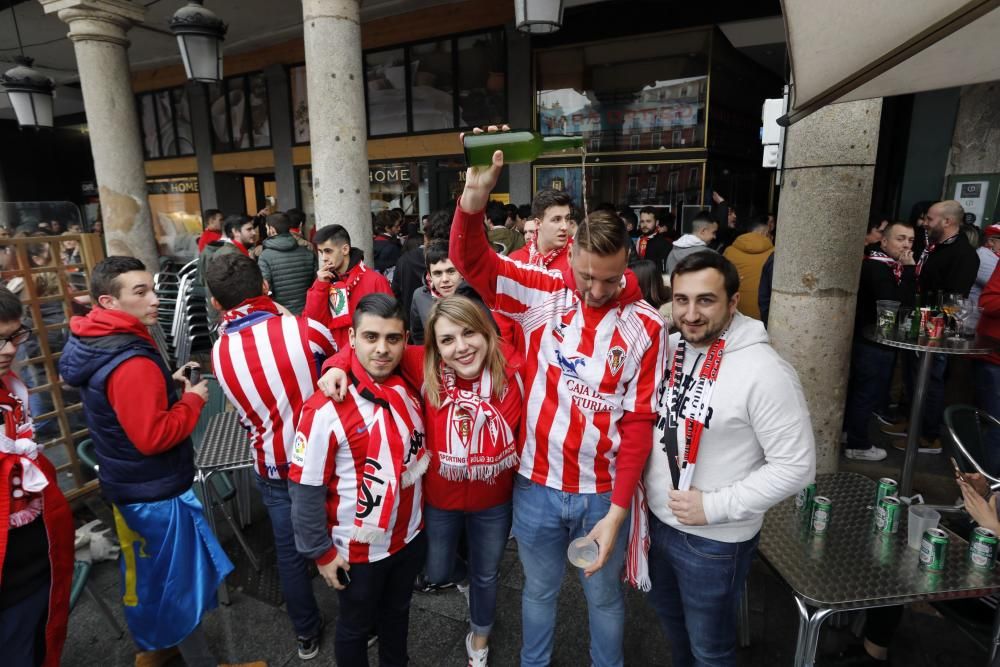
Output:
[465, 632, 488, 667]
[845, 447, 888, 462]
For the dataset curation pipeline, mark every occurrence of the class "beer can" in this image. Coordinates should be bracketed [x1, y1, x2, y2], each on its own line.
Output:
[969, 527, 999, 570]
[874, 496, 901, 534]
[918, 307, 931, 336]
[919, 527, 949, 571]
[927, 315, 945, 340]
[811, 496, 832, 534]
[795, 482, 816, 511]
[874, 478, 898, 507]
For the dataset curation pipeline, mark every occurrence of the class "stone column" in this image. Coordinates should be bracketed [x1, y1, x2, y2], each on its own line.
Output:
[769, 98, 882, 475]
[301, 0, 371, 260]
[40, 0, 159, 272]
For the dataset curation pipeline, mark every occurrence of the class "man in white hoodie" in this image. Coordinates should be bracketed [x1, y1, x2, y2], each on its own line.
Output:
[664, 213, 718, 276]
[645, 251, 815, 666]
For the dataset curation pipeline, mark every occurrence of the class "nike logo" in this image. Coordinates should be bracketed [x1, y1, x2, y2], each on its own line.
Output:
[356, 426, 366, 434]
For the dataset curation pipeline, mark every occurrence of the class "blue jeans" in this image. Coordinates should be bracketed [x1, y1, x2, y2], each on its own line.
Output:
[0, 578, 48, 667]
[975, 361, 1000, 475]
[844, 340, 896, 450]
[254, 475, 322, 638]
[512, 475, 629, 667]
[424, 501, 512, 637]
[646, 515, 758, 667]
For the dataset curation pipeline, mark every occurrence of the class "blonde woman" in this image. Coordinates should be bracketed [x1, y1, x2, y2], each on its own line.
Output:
[320, 294, 522, 667]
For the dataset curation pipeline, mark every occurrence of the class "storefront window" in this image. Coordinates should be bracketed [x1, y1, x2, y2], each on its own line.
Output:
[137, 86, 195, 159]
[535, 29, 710, 153]
[290, 64, 310, 144]
[457, 32, 506, 128]
[146, 176, 202, 261]
[366, 48, 408, 136]
[298, 162, 431, 225]
[410, 40, 455, 132]
[534, 161, 703, 212]
[206, 72, 271, 152]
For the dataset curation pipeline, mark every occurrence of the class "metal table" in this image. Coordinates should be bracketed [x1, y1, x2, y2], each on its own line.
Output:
[195, 411, 259, 604]
[863, 326, 995, 497]
[758, 472, 1000, 667]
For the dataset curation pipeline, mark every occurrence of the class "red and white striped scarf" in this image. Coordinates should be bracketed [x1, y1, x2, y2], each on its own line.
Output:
[527, 238, 571, 269]
[866, 249, 903, 285]
[351, 361, 428, 543]
[437, 365, 517, 483]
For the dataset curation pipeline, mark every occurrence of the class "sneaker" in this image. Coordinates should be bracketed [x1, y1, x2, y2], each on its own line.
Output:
[880, 420, 909, 437]
[872, 411, 900, 427]
[844, 447, 888, 462]
[413, 572, 455, 593]
[892, 437, 942, 454]
[297, 617, 324, 660]
[367, 633, 378, 648]
[465, 632, 489, 667]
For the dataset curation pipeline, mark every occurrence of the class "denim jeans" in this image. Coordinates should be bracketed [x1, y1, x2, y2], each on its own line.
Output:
[646, 515, 758, 667]
[335, 532, 427, 667]
[844, 340, 897, 450]
[423, 501, 512, 637]
[904, 351, 948, 439]
[254, 474, 322, 638]
[0, 578, 48, 667]
[975, 361, 1000, 475]
[512, 475, 629, 667]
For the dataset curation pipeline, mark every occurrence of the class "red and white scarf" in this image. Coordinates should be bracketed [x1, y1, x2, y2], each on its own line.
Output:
[527, 238, 571, 269]
[327, 263, 367, 331]
[637, 233, 656, 259]
[0, 378, 44, 527]
[866, 249, 903, 285]
[437, 365, 517, 482]
[351, 360, 429, 543]
[916, 229, 958, 277]
[218, 295, 281, 333]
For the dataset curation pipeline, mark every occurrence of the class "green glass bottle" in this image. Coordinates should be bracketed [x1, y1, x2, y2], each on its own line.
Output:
[463, 130, 584, 167]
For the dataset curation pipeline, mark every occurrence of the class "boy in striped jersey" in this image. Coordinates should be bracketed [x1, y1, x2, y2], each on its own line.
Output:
[288, 294, 428, 667]
[205, 254, 336, 660]
[452, 129, 667, 667]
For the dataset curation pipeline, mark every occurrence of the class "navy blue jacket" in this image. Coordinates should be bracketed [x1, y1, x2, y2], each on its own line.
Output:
[59, 332, 194, 505]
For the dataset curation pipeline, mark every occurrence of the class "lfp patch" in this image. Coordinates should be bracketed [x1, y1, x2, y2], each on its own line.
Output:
[292, 432, 308, 465]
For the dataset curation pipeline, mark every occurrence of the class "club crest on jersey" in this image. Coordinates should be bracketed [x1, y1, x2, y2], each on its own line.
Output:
[291, 432, 308, 465]
[357, 458, 385, 519]
[554, 348, 586, 379]
[455, 409, 472, 446]
[328, 287, 349, 317]
[607, 345, 627, 375]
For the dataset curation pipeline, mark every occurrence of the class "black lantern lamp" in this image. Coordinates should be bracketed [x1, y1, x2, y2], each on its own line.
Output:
[514, 0, 564, 34]
[169, 0, 227, 83]
[1, 56, 55, 128]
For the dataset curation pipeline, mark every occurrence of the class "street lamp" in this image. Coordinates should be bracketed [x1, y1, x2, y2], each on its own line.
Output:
[1, 57, 55, 128]
[514, 0, 564, 34]
[169, 0, 227, 83]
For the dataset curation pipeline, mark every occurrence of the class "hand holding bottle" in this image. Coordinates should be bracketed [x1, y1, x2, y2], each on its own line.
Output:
[459, 125, 509, 214]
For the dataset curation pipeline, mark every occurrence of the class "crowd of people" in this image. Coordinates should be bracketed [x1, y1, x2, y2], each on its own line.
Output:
[7, 126, 997, 667]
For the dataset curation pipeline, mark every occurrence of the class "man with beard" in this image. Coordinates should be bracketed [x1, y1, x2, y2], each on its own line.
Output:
[644, 251, 815, 666]
[635, 207, 672, 273]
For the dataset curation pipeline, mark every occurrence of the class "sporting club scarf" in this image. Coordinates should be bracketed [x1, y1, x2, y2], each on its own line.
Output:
[624, 479, 651, 591]
[637, 233, 656, 259]
[916, 230, 958, 277]
[0, 381, 45, 527]
[665, 332, 727, 491]
[437, 365, 517, 482]
[865, 249, 904, 285]
[218, 295, 280, 333]
[326, 263, 367, 331]
[527, 238, 571, 269]
[350, 358, 428, 543]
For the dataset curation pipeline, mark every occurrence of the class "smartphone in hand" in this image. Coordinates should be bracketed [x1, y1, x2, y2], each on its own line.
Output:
[183, 365, 201, 386]
[336, 567, 351, 587]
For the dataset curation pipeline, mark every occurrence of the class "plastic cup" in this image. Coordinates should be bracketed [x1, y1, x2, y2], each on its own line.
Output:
[907, 505, 940, 550]
[876, 300, 901, 337]
[567, 537, 599, 568]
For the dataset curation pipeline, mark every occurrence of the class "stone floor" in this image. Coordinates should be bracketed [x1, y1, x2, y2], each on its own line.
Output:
[62, 418, 996, 666]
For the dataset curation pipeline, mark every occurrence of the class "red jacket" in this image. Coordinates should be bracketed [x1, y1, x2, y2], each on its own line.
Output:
[303, 258, 392, 350]
[978, 262, 1000, 366]
[508, 242, 571, 274]
[198, 230, 222, 252]
[69, 309, 204, 454]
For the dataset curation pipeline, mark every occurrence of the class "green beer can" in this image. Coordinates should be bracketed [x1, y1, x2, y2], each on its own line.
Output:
[874, 496, 901, 534]
[811, 496, 832, 534]
[796, 482, 816, 511]
[920, 527, 949, 572]
[875, 478, 898, 507]
[969, 527, 998, 569]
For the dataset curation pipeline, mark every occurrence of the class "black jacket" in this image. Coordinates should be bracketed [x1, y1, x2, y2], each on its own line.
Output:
[373, 234, 403, 274]
[855, 256, 917, 336]
[392, 246, 425, 320]
[918, 232, 979, 297]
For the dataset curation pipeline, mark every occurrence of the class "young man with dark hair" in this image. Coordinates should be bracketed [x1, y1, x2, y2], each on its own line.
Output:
[645, 250, 814, 666]
[198, 209, 224, 252]
[409, 242, 461, 345]
[303, 224, 392, 350]
[373, 210, 403, 278]
[665, 212, 718, 275]
[206, 253, 335, 660]
[258, 212, 317, 315]
[289, 293, 427, 667]
[487, 200, 525, 256]
[198, 215, 258, 326]
[0, 287, 74, 667]
[508, 188, 573, 272]
[60, 257, 260, 667]
[635, 206, 672, 273]
[391, 209, 452, 318]
[452, 135, 666, 667]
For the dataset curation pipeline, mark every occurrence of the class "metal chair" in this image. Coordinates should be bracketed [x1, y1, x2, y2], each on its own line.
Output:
[70, 560, 123, 639]
[945, 404, 1000, 490]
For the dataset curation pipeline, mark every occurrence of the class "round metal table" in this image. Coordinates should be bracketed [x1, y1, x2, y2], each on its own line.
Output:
[863, 326, 995, 497]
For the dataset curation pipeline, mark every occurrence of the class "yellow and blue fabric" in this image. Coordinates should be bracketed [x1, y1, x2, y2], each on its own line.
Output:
[112, 489, 233, 650]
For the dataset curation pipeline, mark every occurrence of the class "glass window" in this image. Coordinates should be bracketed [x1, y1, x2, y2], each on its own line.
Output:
[228, 76, 250, 149]
[140, 94, 160, 158]
[536, 30, 710, 153]
[456, 31, 506, 128]
[147, 177, 203, 261]
[248, 73, 271, 147]
[366, 48, 408, 136]
[290, 64, 310, 144]
[172, 88, 195, 156]
[137, 86, 196, 159]
[410, 40, 455, 132]
[535, 161, 703, 212]
[206, 81, 233, 152]
[206, 72, 271, 152]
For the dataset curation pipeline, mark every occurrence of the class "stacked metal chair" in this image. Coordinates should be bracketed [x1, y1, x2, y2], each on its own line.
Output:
[152, 260, 213, 367]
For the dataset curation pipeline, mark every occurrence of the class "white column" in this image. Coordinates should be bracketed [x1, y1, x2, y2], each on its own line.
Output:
[301, 0, 371, 260]
[40, 0, 159, 272]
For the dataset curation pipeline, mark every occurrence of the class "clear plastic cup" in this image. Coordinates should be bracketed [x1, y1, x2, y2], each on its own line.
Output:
[876, 300, 901, 337]
[567, 537, 599, 568]
[907, 505, 940, 550]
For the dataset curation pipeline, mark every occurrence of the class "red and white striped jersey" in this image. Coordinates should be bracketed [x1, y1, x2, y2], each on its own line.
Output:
[211, 314, 336, 480]
[494, 258, 667, 494]
[289, 381, 425, 564]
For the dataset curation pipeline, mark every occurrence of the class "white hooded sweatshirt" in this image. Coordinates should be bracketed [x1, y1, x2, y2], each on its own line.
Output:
[645, 311, 816, 543]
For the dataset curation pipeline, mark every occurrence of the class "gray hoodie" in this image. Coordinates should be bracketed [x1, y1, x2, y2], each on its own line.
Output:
[645, 311, 816, 543]
[665, 234, 716, 276]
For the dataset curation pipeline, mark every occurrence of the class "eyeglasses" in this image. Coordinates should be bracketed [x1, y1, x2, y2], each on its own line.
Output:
[0, 327, 31, 349]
